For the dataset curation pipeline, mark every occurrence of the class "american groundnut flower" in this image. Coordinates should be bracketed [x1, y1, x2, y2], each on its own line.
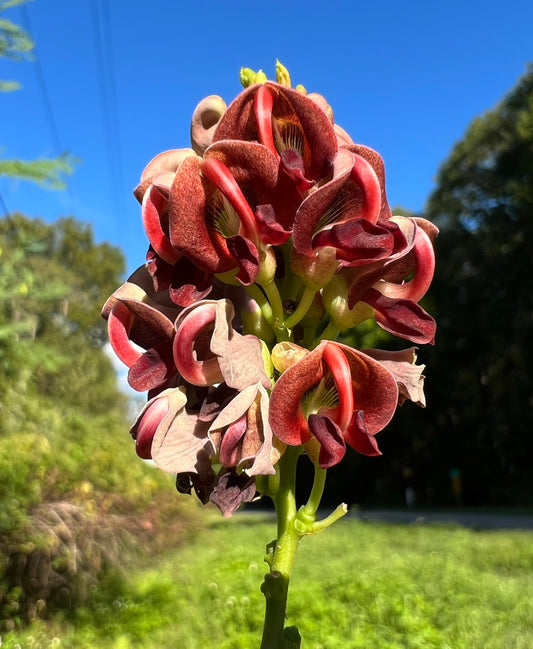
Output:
[102, 62, 438, 518]
[269, 341, 400, 468]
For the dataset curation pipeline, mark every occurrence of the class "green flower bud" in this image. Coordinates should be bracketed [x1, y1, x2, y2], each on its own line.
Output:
[255, 246, 277, 286]
[322, 273, 375, 330]
[240, 67, 267, 87]
[240, 67, 257, 88]
[290, 247, 338, 290]
[275, 59, 291, 87]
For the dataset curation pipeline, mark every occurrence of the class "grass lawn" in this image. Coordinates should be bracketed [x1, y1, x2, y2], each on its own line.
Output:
[2, 514, 533, 649]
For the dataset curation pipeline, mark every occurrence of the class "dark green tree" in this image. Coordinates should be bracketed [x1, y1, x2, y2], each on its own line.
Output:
[320, 70, 533, 508]
[418, 64, 533, 505]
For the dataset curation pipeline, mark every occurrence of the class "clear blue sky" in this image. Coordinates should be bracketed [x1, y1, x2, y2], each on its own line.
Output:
[1, 0, 532, 276]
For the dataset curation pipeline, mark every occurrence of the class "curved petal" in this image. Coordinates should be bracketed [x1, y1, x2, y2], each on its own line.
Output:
[190, 94, 226, 155]
[308, 414, 346, 468]
[312, 219, 395, 264]
[173, 301, 224, 386]
[209, 383, 276, 476]
[149, 388, 215, 474]
[134, 148, 196, 203]
[211, 300, 272, 390]
[292, 148, 355, 256]
[377, 223, 436, 301]
[142, 184, 179, 264]
[342, 144, 392, 222]
[364, 288, 436, 345]
[169, 155, 234, 274]
[269, 347, 323, 445]
[107, 301, 143, 368]
[213, 82, 338, 182]
[335, 343, 398, 436]
[225, 234, 259, 285]
[345, 411, 382, 456]
[363, 348, 426, 407]
[128, 341, 176, 392]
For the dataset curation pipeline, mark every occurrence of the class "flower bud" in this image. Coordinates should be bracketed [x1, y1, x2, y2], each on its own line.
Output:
[290, 246, 338, 290]
[239, 67, 267, 87]
[271, 341, 307, 373]
[275, 59, 291, 87]
[323, 273, 374, 330]
[255, 246, 277, 287]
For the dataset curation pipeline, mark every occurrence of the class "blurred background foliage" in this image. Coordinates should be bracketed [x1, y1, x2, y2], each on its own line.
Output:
[0, 215, 199, 628]
[1, 12, 532, 628]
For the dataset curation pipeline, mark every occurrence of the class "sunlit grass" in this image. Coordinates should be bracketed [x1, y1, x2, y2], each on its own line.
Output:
[3, 515, 533, 649]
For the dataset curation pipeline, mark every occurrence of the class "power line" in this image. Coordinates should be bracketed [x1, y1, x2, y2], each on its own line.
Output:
[0, 190, 11, 217]
[90, 0, 124, 223]
[19, 3, 76, 213]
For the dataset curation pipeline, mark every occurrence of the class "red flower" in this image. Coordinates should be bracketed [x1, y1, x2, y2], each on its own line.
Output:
[213, 81, 338, 190]
[269, 341, 399, 468]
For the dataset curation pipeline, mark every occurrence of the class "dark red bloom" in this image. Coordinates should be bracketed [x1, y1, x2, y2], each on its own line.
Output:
[269, 341, 399, 468]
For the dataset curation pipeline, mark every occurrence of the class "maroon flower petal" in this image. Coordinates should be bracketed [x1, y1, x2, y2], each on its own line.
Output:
[292, 148, 355, 256]
[269, 348, 323, 446]
[128, 341, 176, 392]
[308, 414, 346, 468]
[254, 204, 291, 245]
[335, 343, 398, 435]
[280, 149, 315, 191]
[226, 234, 259, 285]
[169, 155, 234, 274]
[218, 415, 248, 467]
[364, 288, 436, 345]
[377, 223, 436, 302]
[312, 219, 395, 264]
[214, 82, 338, 182]
[133, 148, 195, 203]
[342, 144, 392, 222]
[345, 411, 382, 456]
[173, 302, 224, 386]
[107, 302, 143, 368]
[142, 184, 179, 264]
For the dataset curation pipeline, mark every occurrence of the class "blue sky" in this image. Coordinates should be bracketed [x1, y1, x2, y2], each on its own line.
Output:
[1, 0, 532, 277]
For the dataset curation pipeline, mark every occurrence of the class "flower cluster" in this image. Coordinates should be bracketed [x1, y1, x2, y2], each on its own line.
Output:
[102, 63, 437, 517]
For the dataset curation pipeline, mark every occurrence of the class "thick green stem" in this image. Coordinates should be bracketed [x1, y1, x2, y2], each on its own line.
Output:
[261, 280, 291, 342]
[247, 283, 274, 325]
[259, 452, 348, 648]
[311, 321, 339, 348]
[285, 285, 317, 330]
[260, 447, 302, 649]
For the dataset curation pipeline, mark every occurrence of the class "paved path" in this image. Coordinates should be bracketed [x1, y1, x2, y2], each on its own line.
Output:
[352, 509, 533, 530]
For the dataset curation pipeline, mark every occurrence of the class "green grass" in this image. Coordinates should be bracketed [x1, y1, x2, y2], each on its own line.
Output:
[3, 515, 533, 649]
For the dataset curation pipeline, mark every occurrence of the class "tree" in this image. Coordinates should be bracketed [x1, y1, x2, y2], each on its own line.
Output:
[419, 65, 533, 504]
[0, 0, 74, 188]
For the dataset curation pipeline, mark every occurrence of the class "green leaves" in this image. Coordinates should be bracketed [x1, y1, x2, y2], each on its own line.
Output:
[0, 154, 75, 188]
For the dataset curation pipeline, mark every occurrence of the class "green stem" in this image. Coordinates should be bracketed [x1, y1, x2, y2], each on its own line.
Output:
[259, 451, 348, 648]
[311, 321, 339, 348]
[261, 280, 291, 342]
[285, 285, 317, 330]
[301, 466, 327, 519]
[260, 446, 302, 649]
[247, 283, 274, 325]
